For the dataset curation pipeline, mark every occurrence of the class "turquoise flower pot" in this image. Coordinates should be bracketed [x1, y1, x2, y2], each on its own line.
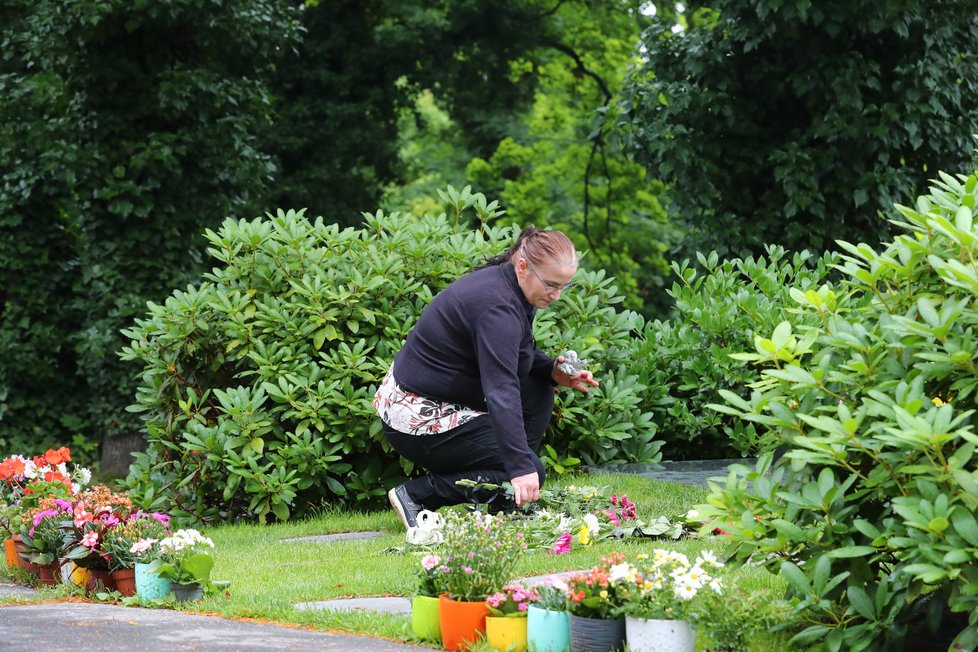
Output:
[135, 562, 171, 600]
[527, 605, 570, 652]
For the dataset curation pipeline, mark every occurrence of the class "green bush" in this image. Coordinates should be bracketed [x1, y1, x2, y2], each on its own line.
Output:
[637, 247, 835, 459]
[702, 167, 978, 650]
[119, 190, 661, 523]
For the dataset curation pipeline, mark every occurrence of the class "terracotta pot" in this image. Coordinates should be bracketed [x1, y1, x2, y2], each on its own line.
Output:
[37, 561, 61, 586]
[3, 538, 18, 569]
[85, 568, 117, 594]
[439, 595, 489, 652]
[111, 568, 137, 597]
[11, 535, 32, 572]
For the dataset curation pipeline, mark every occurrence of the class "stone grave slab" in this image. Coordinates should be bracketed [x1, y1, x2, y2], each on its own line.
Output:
[588, 458, 757, 488]
[280, 531, 386, 544]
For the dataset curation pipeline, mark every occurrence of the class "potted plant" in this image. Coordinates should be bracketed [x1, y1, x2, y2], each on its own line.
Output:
[18, 498, 74, 584]
[1, 448, 92, 573]
[148, 528, 215, 601]
[411, 553, 446, 642]
[61, 485, 133, 593]
[565, 552, 633, 652]
[485, 583, 538, 652]
[436, 509, 527, 651]
[619, 548, 725, 652]
[527, 575, 572, 652]
[100, 512, 171, 597]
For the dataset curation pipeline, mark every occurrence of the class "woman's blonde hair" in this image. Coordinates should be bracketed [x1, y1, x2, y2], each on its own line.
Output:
[482, 226, 577, 268]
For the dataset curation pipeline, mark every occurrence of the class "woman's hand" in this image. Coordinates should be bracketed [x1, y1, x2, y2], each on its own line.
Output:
[551, 356, 600, 394]
[511, 471, 540, 507]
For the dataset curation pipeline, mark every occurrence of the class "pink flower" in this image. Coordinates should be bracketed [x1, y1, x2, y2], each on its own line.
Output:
[467, 551, 475, 558]
[421, 554, 441, 571]
[463, 566, 473, 574]
[549, 531, 572, 556]
[602, 509, 621, 526]
[81, 531, 100, 548]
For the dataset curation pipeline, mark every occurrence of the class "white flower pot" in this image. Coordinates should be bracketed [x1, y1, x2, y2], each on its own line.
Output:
[625, 617, 695, 652]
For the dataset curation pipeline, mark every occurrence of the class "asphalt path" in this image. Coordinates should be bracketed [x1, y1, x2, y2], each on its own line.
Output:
[0, 598, 433, 652]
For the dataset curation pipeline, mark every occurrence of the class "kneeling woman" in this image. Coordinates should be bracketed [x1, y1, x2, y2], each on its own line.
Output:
[373, 226, 599, 528]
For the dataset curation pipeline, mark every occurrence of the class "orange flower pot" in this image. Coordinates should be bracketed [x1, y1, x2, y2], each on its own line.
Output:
[439, 595, 489, 651]
[3, 538, 17, 569]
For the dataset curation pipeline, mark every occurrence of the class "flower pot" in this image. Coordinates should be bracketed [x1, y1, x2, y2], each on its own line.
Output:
[527, 605, 570, 652]
[135, 562, 171, 600]
[171, 581, 204, 602]
[625, 617, 695, 652]
[37, 561, 61, 586]
[111, 568, 137, 597]
[486, 615, 528, 652]
[85, 568, 117, 594]
[411, 594, 442, 643]
[569, 614, 626, 652]
[3, 538, 18, 569]
[11, 535, 32, 572]
[439, 595, 489, 652]
[68, 563, 90, 589]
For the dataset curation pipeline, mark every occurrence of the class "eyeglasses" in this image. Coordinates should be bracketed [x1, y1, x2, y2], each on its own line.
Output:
[528, 266, 574, 295]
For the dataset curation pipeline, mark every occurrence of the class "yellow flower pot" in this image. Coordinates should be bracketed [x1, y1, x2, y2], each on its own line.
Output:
[69, 563, 90, 589]
[485, 615, 528, 652]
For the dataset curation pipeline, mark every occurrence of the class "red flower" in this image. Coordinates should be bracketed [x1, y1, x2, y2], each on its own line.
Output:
[45, 447, 71, 465]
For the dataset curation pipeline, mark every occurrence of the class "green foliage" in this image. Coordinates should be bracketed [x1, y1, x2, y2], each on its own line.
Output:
[120, 191, 661, 523]
[619, 1, 978, 260]
[637, 246, 835, 459]
[701, 167, 978, 650]
[0, 0, 301, 454]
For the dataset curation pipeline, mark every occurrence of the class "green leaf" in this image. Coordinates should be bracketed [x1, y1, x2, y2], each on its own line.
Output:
[950, 507, 978, 546]
[847, 584, 875, 619]
[272, 501, 290, 522]
[826, 546, 876, 558]
[780, 561, 811, 595]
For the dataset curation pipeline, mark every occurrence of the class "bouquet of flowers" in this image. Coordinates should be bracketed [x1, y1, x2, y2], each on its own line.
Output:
[620, 548, 725, 621]
[62, 485, 133, 570]
[100, 512, 171, 571]
[19, 498, 73, 565]
[565, 552, 634, 619]
[149, 528, 215, 587]
[486, 583, 538, 617]
[436, 509, 526, 601]
[417, 553, 447, 598]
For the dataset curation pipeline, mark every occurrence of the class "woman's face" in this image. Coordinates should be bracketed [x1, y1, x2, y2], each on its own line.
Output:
[516, 257, 577, 309]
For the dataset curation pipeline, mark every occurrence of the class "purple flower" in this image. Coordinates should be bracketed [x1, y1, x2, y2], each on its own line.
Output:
[53, 499, 72, 511]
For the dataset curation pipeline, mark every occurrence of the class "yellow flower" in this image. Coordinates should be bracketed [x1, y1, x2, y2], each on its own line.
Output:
[600, 590, 608, 599]
[578, 524, 591, 545]
[933, 396, 949, 406]
[583, 492, 597, 500]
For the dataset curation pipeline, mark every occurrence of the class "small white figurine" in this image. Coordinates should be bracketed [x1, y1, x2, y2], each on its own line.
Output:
[556, 350, 588, 376]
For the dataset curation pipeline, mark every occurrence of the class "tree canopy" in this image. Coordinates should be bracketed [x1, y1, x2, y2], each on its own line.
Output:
[619, 0, 978, 258]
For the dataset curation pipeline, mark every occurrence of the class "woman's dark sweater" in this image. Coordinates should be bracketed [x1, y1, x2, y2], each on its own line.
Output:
[392, 263, 555, 479]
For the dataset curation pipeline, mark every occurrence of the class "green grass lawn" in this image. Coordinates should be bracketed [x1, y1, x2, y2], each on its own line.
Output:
[2, 472, 795, 650]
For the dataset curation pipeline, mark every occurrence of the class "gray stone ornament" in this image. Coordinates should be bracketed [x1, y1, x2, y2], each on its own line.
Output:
[556, 350, 588, 375]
